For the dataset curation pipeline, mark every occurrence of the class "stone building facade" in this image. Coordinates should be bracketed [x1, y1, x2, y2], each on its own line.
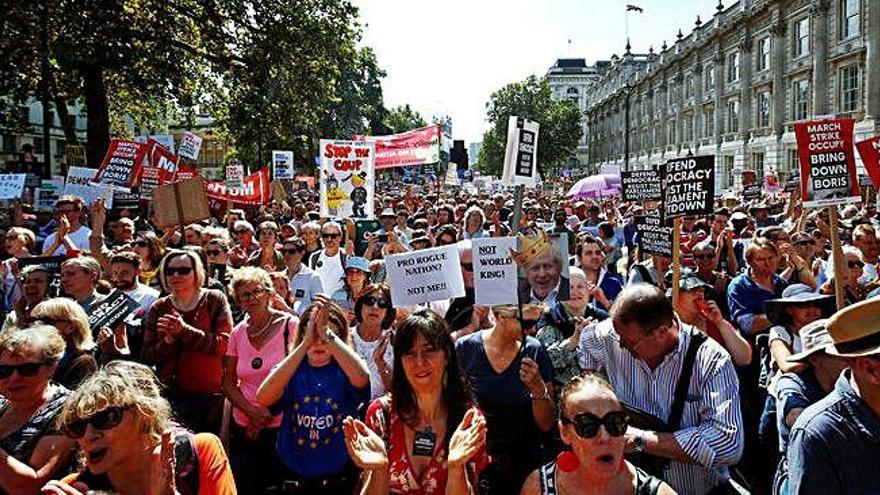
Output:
[583, 0, 879, 190]
[546, 58, 609, 168]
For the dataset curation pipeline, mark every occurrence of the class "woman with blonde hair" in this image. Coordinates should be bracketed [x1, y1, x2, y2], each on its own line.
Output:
[42, 360, 236, 495]
[31, 298, 97, 389]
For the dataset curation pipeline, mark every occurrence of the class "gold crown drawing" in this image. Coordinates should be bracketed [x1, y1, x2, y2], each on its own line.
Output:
[510, 229, 553, 268]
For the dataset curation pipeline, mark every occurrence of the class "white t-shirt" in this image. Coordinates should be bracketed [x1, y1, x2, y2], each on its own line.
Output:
[352, 328, 394, 400]
[315, 250, 345, 295]
[124, 283, 160, 318]
[42, 225, 92, 255]
[769, 325, 803, 353]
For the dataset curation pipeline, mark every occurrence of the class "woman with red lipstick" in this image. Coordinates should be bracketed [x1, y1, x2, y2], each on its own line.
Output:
[520, 372, 674, 495]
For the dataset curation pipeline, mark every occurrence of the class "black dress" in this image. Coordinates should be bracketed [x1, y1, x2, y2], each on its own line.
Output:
[538, 460, 664, 495]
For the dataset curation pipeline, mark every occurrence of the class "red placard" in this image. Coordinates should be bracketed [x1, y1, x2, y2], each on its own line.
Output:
[794, 118, 861, 207]
[355, 125, 441, 170]
[204, 168, 270, 205]
[856, 136, 880, 190]
[95, 139, 148, 188]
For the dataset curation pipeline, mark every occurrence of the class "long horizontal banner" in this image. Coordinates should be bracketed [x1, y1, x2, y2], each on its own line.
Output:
[204, 167, 271, 205]
[355, 125, 440, 170]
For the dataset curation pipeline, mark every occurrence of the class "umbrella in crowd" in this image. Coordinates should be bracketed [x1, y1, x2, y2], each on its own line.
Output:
[565, 173, 622, 199]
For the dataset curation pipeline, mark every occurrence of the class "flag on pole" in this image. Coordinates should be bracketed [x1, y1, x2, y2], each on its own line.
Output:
[627, 4, 644, 12]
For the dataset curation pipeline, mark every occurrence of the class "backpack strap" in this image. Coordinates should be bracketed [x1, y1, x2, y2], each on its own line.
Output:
[172, 431, 200, 495]
[667, 329, 708, 430]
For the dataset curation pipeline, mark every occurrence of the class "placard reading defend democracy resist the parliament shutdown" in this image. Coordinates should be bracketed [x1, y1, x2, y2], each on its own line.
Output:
[662, 155, 715, 219]
[620, 168, 662, 202]
[795, 118, 861, 208]
[636, 209, 673, 257]
[385, 244, 465, 308]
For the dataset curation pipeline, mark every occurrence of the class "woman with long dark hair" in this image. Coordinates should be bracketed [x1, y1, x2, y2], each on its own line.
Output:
[343, 308, 489, 494]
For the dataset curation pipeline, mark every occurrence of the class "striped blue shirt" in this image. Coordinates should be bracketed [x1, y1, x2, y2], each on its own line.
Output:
[577, 317, 744, 495]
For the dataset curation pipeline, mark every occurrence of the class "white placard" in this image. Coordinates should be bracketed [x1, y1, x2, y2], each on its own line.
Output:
[319, 140, 375, 219]
[445, 163, 458, 186]
[385, 245, 465, 307]
[502, 116, 540, 187]
[0, 174, 27, 200]
[272, 150, 295, 179]
[64, 167, 114, 208]
[178, 131, 203, 161]
[473, 237, 518, 306]
[35, 177, 65, 210]
[225, 164, 244, 189]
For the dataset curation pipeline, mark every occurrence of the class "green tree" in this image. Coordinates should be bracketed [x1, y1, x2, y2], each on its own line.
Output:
[383, 104, 427, 134]
[478, 76, 581, 178]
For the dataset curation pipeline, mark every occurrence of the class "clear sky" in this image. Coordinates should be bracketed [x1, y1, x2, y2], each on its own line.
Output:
[354, 0, 713, 143]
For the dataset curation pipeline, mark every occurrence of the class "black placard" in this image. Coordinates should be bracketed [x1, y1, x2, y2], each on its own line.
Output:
[743, 184, 762, 200]
[18, 255, 66, 272]
[516, 128, 536, 178]
[621, 168, 662, 202]
[88, 290, 140, 331]
[636, 210, 673, 257]
[662, 156, 715, 220]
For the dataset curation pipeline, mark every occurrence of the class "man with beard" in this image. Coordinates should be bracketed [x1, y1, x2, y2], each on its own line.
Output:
[109, 251, 159, 316]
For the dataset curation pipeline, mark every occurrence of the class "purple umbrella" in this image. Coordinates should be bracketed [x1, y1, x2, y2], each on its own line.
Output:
[566, 174, 622, 199]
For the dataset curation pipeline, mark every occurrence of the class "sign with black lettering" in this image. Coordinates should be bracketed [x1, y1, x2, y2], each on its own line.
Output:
[795, 118, 861, 208]
[621, 168, 662, 202]
[661, 156, 714, 219]
[636, 210, 674, 257]
[95, 139, 148, 189]
[472, 237, 518, 306]
[18, 255, 66, 272]
[385, 245, 465, 307]
[87, 290, 140, 331]
[502, 116, 540, 187]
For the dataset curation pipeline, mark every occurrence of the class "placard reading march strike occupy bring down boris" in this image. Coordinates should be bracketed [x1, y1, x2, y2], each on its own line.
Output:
[795, 118, 860, 208]
[385, 245, 465, 308]
[662, 156, 715, 220]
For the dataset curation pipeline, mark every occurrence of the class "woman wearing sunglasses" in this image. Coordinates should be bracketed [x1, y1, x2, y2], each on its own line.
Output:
[223, 267, 298, 494]
[456, 304, 556, 494]
[142, 250, 233, 435]
[0, 325, 75, 494]
[332, 257, 372, 317]
[43, 360, 236, 495]
[351, 284, 396, 400]
[819, 245, 867, 305]
[131, 232, 167, 292]
[521, 371, 674, 495]
[256, 296, 369, 494]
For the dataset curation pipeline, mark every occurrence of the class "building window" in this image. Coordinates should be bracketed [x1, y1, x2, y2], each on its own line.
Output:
[704, 106, 715, 137]
[668, 120, 676, 144]
[840, 0, 860, 39]
[794, 18, 810, 58]
[1, 135, 15, 153]
[685, 76, 693, 99]
[705, 65, 715, 93]
[724, 156, 736, 188]
[727, 99, 740, 133]
[793, 79, 810, 120]
[757, 38, 770, 71]
[727, 52, 740, 83]
[32, 137, 43, 154]
[840, 65, 860, 113]
[55, 140, 66, 157]
[758, 91, 772, 128]
[787, 149, 800, 172]
[684, 114, 694, 141]
[753, 153, 765, 179]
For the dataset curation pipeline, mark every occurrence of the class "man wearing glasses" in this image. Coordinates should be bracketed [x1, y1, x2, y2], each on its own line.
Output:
[308, 222, 347, 295]
[282, 237, 324, 315]
[42, 196, 91, 255]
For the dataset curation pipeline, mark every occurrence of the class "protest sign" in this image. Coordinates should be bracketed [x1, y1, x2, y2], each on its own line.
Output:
[662, 156, 714, 219]
[856, 136, 880, 189]
[742, 171, 761, 200]
[0, 174, 28, 200]
[35, 177, 65, 210]
[763, 169, 781, 194]
[514, 231, 570, 305]
[445, 163, 458, 186]
[355, 125, 441, 170]
[225, 163, 245, 189]
[502, 116, 540, 187]
[385, 245, 465, 307]
[66, 145, 87, 168]
[153, 178, 211, 229]
[135, 134, 175, 154]
[319, 140, 375, 219]
[472, 237, 518, 306]
[112, 190, 140, 210]
[620, 168, 662, 201]
[636, 210, 674, 257]
[18, 255, 66, 272]
[272, 151, 294, 179]
[95, 139, 148, 189]
[178, 131, 203, 162]
[205, 168, 271, 205]
[795, 118, 860, 208]
[87, 290, 141, 331]
[64, 167, 115, 208]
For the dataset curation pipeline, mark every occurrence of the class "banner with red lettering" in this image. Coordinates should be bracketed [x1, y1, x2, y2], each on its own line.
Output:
[319, 139, 375, 218]
[95, 139, 148, 189]
[354, 125, 440, 170]
[204, 167, 270, 205]
[795, 118, 860, 208]
[856, 136, 880, 190]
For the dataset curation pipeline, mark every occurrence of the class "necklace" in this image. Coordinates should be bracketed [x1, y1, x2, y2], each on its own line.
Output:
[248, 314, 280, 341]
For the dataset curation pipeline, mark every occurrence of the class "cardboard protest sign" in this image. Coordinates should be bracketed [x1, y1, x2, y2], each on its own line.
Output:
[620, 169, 662, 202]
[225, 163, 245, 189]
[472, 237, 518, 306]
[205, 168, 271, 205]
[385, 245, 465, 307]
[95, 139, 148, 188]
[153, 178, 211, 229]
[502, 116, 539, 187]
[319, 140, 375, 219]
[66, 145, 87, 168]
[178, 131, 203, 162]
[0, 174, 27, 199]
[516, 232, 570, 305]
[355, 125, 441, 169]
[272, 151, 294, 180]
[795, 118, 861, 208]
[35, 177, 65, 210]
[856, 136, 880, 189]
[87, 290, 140, 331]
[64, 167, 115, 208]
[661, 156, 714, 219]
[636, 210, 674, 257]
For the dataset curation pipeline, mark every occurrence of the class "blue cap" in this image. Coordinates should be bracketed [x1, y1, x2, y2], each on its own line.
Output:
[345, 256, 371, 273]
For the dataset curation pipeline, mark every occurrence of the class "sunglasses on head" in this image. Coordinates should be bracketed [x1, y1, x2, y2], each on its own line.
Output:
[165, 266, 193, 277]
[362, 296, 390, 309]
[62, 406, 129, 439]
[560, 411, 629, 438]
[0, 361, 49, 379]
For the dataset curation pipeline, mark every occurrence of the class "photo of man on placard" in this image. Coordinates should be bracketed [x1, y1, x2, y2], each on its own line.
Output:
[514, 230, 570, 306]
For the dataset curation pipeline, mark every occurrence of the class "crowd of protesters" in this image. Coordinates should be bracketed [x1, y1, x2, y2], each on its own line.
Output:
[0, 180, 877, 495]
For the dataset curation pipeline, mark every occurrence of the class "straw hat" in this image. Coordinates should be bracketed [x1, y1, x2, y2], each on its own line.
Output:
[826, 298, 880, 357]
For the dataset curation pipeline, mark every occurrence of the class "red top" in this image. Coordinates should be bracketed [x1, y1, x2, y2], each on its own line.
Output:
[365, 397, 490, 495]
[142, 289, 232, 393]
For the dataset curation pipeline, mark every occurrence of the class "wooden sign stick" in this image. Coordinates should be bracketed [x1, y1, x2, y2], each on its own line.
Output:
[828, 206, 846, 310]
[671, 217, 682, 307]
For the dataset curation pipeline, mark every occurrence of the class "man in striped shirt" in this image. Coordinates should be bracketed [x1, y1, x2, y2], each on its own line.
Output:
[577, 284, 744, 495]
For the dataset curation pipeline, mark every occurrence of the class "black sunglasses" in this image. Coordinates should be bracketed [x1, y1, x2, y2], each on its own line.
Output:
[0, 361, 49, 379]
[794, 240, 815, 247]
[165, 266, 193, 277]
[321, 232, 341, 239]
[560, 411, 629, 438]
[282, 248, 303, 255]
[206, 249, 222, 256]
[693, 254, 714, 260]
[362, 296, 390, 309]
[848, 260, 865, 269]
[62, 406, 129, 439]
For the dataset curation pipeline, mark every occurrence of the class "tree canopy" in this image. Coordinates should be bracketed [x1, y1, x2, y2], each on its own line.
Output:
[383, 104, 428, 134]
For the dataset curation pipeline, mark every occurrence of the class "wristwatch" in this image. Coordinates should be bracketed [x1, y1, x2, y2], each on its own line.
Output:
[529, 384, 550, 401]
[631, 433, 647, 453]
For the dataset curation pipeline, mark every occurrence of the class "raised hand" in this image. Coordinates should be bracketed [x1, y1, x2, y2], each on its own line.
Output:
[149, 430, 177, 495]
[448, 408, 487, 468]
[343, 417, 388, 470]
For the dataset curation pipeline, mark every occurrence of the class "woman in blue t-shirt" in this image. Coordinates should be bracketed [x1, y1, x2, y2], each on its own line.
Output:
[257, 295, 370, 494]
